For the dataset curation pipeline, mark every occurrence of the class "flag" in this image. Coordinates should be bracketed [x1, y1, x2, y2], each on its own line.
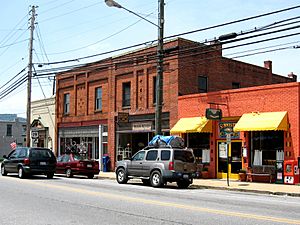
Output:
[10, 142, 17, 150]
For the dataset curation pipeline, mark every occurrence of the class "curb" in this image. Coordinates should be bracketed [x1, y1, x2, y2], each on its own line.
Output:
[97, 175, 300, 197]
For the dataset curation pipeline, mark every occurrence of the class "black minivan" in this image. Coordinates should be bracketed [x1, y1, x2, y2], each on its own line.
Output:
[1, 147, 56, 179]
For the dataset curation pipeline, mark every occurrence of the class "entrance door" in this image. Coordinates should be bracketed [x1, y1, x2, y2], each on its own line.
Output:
[217, 141, 242, 179]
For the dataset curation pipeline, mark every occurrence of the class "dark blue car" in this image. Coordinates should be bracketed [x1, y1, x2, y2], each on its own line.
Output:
[1, 147, 56, 179]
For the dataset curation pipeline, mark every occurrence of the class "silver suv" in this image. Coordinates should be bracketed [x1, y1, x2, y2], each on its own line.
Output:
[115, 146, 197, 188]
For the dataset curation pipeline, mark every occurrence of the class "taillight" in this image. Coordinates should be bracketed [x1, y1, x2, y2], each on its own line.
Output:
[24, 158, 30, 165]
[168, 162, 174, 170]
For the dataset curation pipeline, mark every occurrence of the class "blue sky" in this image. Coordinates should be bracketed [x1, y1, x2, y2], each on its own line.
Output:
[1, 0, 299, 117]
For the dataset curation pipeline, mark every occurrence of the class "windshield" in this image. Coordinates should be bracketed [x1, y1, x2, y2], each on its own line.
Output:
[174, 150, 195, 163]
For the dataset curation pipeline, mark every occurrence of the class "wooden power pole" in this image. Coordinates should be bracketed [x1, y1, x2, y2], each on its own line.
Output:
[26, 6, 36, 147]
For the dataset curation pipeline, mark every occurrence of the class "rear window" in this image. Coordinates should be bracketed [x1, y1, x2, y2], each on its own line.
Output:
[174, 150, 195, 163]
[30, 149, 53, 159]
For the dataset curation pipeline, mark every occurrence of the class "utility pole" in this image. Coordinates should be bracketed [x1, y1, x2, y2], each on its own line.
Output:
[26, 6, 36, 147]
[155, 0, 164, 135]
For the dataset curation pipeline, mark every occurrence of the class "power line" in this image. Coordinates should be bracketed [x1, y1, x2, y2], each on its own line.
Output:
[0, 39, 29, 49]
[44, 12, 155, 55]
[36, 4, 300, 65]
[34, 21, 300, 75]
[4, 5, 300, 100]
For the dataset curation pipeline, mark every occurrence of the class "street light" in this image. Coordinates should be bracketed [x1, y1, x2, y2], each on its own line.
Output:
[105, 0, 164, 135]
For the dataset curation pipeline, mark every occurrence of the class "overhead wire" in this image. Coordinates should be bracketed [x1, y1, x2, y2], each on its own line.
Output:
[45, 12, 155, 55]
[36, 4, 300, 66]
[34, 18, 300, 75]
[3, 5, 300, 100]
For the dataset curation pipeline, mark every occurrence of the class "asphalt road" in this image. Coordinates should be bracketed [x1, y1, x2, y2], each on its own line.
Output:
[0, 174, 300, 225]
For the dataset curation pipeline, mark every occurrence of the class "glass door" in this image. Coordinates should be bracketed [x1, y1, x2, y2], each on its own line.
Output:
[217, 140, 242, 179]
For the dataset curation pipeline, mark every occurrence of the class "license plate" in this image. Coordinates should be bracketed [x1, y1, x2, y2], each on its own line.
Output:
[87, 164, 92, 168]
[40, 162, 46, 165]
[183, 174, 189, 179]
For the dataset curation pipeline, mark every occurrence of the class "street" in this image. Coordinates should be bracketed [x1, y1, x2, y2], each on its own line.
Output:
[0, 174, 299, 225]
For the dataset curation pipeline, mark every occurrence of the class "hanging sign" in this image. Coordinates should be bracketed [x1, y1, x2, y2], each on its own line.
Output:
[205, 108, 222, 120]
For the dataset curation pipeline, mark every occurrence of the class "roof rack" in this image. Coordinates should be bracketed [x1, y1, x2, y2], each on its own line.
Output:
[143, 145, 185, 150]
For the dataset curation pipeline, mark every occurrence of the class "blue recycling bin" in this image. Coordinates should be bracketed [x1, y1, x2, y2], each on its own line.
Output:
[102, 155, 110, 172]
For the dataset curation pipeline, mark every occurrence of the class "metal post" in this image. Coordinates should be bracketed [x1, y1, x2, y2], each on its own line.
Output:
[99, 125, 103, 172]
[26, 6, 36, 147]
[155, 0, 164, 135]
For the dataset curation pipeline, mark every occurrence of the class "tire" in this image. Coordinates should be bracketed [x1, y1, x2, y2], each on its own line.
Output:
[18, 167, 25, 179]
[87, 174, 94, 179]
[116, 168, 128, 184]
[141, 179, 150, 186]
[66, 168, 73, 178]
[47, 172, 54, 179]
[150, 171, 163, 188]
[177, 180, 190, 189]
[1, 165, 7, 176]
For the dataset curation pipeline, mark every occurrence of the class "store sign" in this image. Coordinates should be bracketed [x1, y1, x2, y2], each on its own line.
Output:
[132, 122, 152, 131]
[219, 122, 240, 139]
[118, 112, 129, 123]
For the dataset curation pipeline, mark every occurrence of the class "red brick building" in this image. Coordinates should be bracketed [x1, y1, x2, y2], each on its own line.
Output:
[55, 38, 296, 170]
[174, 82, 300, 183]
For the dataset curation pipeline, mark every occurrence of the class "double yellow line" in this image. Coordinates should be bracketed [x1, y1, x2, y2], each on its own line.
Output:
[4, 177, 300, 224]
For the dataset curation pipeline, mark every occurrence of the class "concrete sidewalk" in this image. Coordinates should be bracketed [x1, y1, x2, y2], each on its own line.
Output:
[97, 172, 300, 197]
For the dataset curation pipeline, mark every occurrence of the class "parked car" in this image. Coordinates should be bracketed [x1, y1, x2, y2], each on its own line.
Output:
[56, 153, 99, 179]
[115, 146, 197, 188]
[1, 147, 56, 179]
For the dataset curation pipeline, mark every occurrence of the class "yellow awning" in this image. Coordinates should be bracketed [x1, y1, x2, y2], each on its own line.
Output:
[233, 111, 288, 132]
[170, 117, 212, 134]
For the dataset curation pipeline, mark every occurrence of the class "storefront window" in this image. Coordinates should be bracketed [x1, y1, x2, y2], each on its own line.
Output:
[250, 131, 284, 166]
[184, 133, 210, 164]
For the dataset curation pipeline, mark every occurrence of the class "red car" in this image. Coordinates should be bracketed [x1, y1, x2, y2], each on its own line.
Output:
[56, 154, 99, 179]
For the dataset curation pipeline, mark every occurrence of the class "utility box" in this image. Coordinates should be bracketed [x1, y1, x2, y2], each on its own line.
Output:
[284, 160, 299, 185]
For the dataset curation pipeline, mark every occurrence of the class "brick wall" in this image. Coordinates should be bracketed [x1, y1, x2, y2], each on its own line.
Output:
[178, 82, 300, 162]
[56, 38, 296, 169]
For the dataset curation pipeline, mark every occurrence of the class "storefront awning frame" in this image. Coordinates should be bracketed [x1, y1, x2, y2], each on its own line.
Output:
[170, 116, 212, 134]
[233, 111, 288, 132]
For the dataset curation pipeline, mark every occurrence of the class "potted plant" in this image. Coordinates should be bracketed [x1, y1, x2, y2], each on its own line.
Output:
[201, 167, 209, 179]
[238, 168, 247, 181]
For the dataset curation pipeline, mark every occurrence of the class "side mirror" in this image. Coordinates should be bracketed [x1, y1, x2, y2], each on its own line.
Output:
[3, 155, 7, 159]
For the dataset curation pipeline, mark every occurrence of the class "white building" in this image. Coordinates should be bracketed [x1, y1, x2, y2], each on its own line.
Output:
[31, 96, 55, 151]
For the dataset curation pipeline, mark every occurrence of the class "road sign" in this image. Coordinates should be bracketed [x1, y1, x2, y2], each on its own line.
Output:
[226, 133, 231, 144]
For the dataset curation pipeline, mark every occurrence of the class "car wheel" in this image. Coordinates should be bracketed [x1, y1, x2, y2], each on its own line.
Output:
[18, 167, 25, 179]
[1, 165, 7, 176]
[47, 172, 54, 179]
[66, 169, 73, 178]
[177, 180, 190, 189]
[141, 179, 150, 186]
[87, 174, 94, 179]
[116, 168, 128, 184]
[150, 171, 163, 188]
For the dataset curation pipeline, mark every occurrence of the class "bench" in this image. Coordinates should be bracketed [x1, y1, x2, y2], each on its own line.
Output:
[246, 165, 275, 183]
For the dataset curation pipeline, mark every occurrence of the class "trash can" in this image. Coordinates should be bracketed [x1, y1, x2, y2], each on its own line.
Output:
[102, 155, 110, 172]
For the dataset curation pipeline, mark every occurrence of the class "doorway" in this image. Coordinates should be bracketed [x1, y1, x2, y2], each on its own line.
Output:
[217, 140, 242, 179]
